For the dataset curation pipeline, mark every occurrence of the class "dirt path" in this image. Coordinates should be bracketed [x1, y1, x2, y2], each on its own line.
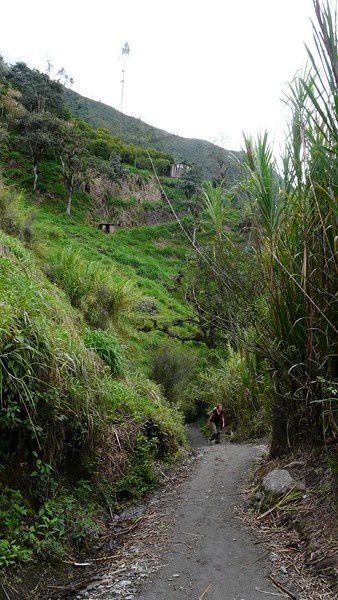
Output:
[138, 428, 276, 600]
[69, 428, 279, 600]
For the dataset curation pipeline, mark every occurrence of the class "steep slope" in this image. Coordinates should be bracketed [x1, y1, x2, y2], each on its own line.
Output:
[0, 181, 191, 569]
[64, 88, 242, 180]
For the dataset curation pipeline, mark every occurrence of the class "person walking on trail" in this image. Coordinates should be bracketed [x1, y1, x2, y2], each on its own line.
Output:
[208, 404, 225, 444]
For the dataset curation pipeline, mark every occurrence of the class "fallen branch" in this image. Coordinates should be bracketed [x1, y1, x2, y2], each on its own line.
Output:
[268, 575, 297, 600]
[91, 552, 123, 562]
[0, 583, 11, 600]
[198, 583, 212, 599]
[169, 540, 194, 551]
[117, 515, 144, 536]
[255, 588, 284, 597]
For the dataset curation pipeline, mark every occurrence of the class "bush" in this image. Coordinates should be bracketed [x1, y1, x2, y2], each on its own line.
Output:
[150, 343, 196, 402]
[113, 434, 157, 502]
[0, 486, 100, 566]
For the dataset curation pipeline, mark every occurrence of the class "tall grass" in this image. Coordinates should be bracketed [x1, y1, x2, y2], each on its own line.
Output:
[0, 232, 104, 467]
[0, 226, 185, 481]
[48, 247, 136, 328]
[242, 0, 337, 455]
[0, 181, 25, 235]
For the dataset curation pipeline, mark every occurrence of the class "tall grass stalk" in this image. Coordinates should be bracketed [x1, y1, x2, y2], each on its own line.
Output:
[243, 0, 337, 456]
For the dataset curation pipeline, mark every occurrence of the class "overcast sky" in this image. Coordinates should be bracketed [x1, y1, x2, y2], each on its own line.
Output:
[2, 0, 320, 151]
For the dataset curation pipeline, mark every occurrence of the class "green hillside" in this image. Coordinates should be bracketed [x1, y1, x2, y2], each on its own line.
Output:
[1, 2, 337, 585]
[0, 59, 222, 574]
[64, 88, 243, 181]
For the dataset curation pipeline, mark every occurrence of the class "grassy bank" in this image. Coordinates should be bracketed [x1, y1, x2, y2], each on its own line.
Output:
[0, 182, 188, 567]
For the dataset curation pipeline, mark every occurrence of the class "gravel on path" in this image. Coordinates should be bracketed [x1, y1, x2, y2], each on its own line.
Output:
[138, 428, 276, 600]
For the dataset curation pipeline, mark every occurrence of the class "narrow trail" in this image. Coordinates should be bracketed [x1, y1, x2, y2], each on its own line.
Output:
[138, 427, 276, 600]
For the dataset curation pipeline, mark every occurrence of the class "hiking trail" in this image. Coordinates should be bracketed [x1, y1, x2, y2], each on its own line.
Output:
[138, 427, 276, 600]
[73, 427, 281, 600]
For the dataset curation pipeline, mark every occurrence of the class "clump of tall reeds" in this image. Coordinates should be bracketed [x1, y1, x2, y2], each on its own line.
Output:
[242, 0, 337, 455]
[48, 247, 135, 329]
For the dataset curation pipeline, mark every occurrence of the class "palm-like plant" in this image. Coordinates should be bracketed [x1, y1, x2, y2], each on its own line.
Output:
[242, 0, 337, 456]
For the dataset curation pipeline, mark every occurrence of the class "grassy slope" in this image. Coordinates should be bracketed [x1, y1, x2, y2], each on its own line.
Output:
[64, 88, 243, 180]
[0, 180, 192, 566]
[34, 199, 199, 372]
[2, 147, 202, 374]
[0, 67, 210, 570]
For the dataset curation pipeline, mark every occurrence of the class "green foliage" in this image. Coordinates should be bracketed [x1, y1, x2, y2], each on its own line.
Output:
[75, 117, 173, 172]
[58, 121, 88, 214]
[0, 182, 25, 234]
[84, 329, 124, 376]
[201, 181, 237, 240]
[7, 62, 69, 118]
[0, 60, 175, 208]
[179, 164, 203, 199]
[48, 246, 135, 328]
[186, 342, 270, 438]
[113, 434, 157, 502]
[240, 1, 338, 455]
[0, 186, 187, 565]
[0, 231, 105, 465]
[64, 88, 242, 180]
[0, 486, 100, 566]
[150, 343, 197, 401]
[15, 112, 63, 191]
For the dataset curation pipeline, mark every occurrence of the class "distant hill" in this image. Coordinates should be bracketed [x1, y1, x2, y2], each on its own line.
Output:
[64, 88, 242, 181]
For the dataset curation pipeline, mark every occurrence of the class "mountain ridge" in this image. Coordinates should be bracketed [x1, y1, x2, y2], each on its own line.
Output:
[64, 87, 242, 180]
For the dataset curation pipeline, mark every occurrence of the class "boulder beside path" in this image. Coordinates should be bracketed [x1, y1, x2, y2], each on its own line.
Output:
[262, 468, 305, 495]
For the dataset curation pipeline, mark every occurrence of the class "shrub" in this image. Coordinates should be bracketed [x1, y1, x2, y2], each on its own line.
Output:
[150, 343, 196, 402]
[0, 486, 100, 566]
[113, 434, 157, 502]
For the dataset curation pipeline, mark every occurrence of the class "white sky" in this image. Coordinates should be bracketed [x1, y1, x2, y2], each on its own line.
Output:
[1, 0, 320, 151]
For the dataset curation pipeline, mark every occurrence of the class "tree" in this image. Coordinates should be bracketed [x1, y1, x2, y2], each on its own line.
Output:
[179, 164, 202, 199]
[59, 123, 87, 215]
[0, 56, 8, 84]
[185, 182, 258, 348]
[17, 113, 61, 191]
[8, 62, 69, 118]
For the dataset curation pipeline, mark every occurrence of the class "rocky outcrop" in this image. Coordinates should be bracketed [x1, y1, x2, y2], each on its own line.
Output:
[88, 170, 174, 227]
[89, 171, 161, 209]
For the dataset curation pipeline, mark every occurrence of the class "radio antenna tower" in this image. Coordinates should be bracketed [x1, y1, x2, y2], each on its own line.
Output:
[120, 42, 130, 135]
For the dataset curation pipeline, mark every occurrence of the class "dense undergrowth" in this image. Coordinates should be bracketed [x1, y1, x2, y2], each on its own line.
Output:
[0, 183, 187, 567]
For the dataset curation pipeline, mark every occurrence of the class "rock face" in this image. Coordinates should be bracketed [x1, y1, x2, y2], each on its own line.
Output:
[262, 469, 305, 495]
